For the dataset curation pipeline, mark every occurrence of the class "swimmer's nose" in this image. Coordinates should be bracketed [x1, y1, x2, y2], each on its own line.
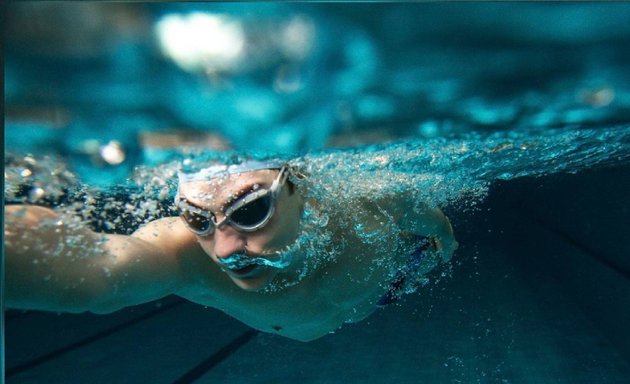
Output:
[212, 224, 247, 260]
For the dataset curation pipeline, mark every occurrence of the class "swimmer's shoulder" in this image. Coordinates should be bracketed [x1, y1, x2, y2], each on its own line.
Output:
[132, 216, 199, 259]
[133, 217, 230, 295]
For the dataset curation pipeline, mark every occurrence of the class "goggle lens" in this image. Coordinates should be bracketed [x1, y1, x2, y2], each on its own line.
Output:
[181, 210, 212, 234]
[230, 194, 273, 228]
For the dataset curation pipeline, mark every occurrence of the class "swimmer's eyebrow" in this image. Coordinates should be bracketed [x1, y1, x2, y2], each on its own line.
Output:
[182, 179, 268, 209]
[178, 196, 205, 210]
[224, 183, 260, 205]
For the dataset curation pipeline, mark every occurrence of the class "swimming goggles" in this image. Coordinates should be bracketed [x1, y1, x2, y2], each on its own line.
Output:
[175, 166, 289, 236]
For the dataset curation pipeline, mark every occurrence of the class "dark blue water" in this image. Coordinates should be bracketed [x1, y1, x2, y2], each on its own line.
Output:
[4, 3, 630, 383]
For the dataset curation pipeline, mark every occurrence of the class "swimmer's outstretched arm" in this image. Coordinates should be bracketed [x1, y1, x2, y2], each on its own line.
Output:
[4, 205, 188, 314]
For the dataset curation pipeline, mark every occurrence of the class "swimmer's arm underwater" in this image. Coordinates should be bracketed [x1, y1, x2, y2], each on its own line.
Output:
[4, 205, 186, 314]
[378, 196, 458, 261]
[410, 205, 458, 261]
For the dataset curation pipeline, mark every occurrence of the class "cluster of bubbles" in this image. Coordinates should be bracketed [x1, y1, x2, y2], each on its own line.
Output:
[4, 154, 78, 205]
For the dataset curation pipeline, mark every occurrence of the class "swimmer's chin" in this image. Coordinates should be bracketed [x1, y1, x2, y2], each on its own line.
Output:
[232, 279, 271, 292]
[237, 283, 266, 292]
[229, 270, 277, 292]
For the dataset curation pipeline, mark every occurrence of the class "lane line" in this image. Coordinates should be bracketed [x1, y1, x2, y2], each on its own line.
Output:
[6, 299, 186, 378]
[172, 330, 259, 384]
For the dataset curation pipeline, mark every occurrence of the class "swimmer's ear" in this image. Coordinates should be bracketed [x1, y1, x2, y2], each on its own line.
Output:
[286, 180, 295, 195]
[286, 165, 308, 196]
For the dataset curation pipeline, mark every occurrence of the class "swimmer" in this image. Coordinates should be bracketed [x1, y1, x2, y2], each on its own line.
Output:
[4, 159, 457, 341]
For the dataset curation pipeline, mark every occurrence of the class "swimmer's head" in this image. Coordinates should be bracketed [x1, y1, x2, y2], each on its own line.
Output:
[175, 159, 304, 291]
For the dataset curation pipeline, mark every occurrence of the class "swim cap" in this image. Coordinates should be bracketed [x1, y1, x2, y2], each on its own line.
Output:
[177, 159, 286, 184]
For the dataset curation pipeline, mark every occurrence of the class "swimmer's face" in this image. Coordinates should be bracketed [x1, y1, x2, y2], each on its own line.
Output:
[178, 169, 302, 291]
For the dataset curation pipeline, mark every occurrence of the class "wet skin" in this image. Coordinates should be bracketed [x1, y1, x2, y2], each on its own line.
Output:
[176, 169, 304, 291]
[154, 170, 406, 340]
[5, 168, 457, 341]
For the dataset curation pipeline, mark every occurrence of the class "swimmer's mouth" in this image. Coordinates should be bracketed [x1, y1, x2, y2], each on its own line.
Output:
[218, 251, 293, 273]
[227, 263, 260, 277]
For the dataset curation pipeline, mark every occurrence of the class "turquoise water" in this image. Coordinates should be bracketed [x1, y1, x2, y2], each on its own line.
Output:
[4, 2, 630, 383]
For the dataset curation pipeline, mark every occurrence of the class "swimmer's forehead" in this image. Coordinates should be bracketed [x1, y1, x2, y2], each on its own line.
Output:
[179, 169, 279, 204]
[183, 168, 278, 188]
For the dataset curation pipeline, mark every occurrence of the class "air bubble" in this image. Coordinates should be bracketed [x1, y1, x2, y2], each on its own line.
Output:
[28, 187, 45, 202]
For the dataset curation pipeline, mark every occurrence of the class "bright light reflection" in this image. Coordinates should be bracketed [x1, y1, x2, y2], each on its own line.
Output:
[155, 12, 245, 73]
[99, 140, 126, 165]
[280, 15, 315, 60]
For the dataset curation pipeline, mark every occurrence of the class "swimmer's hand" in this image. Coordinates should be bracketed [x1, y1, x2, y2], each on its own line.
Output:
[430, 232, 458, 263]
[398, 204, 458, 263]
[429, 209, 458, 262]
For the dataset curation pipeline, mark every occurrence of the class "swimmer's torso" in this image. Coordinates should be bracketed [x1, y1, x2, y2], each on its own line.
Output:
[132, 195, 449, 342]
[172, 214, 409, 342]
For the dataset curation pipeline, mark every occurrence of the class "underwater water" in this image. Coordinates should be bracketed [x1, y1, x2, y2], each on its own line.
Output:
[4, 2, 630, 383]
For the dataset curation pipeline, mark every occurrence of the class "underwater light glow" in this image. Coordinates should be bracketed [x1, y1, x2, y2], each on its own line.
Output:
[155, 12, 245, 73]
[279, 15, 315, 61]
[99, 140, 126, 165]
